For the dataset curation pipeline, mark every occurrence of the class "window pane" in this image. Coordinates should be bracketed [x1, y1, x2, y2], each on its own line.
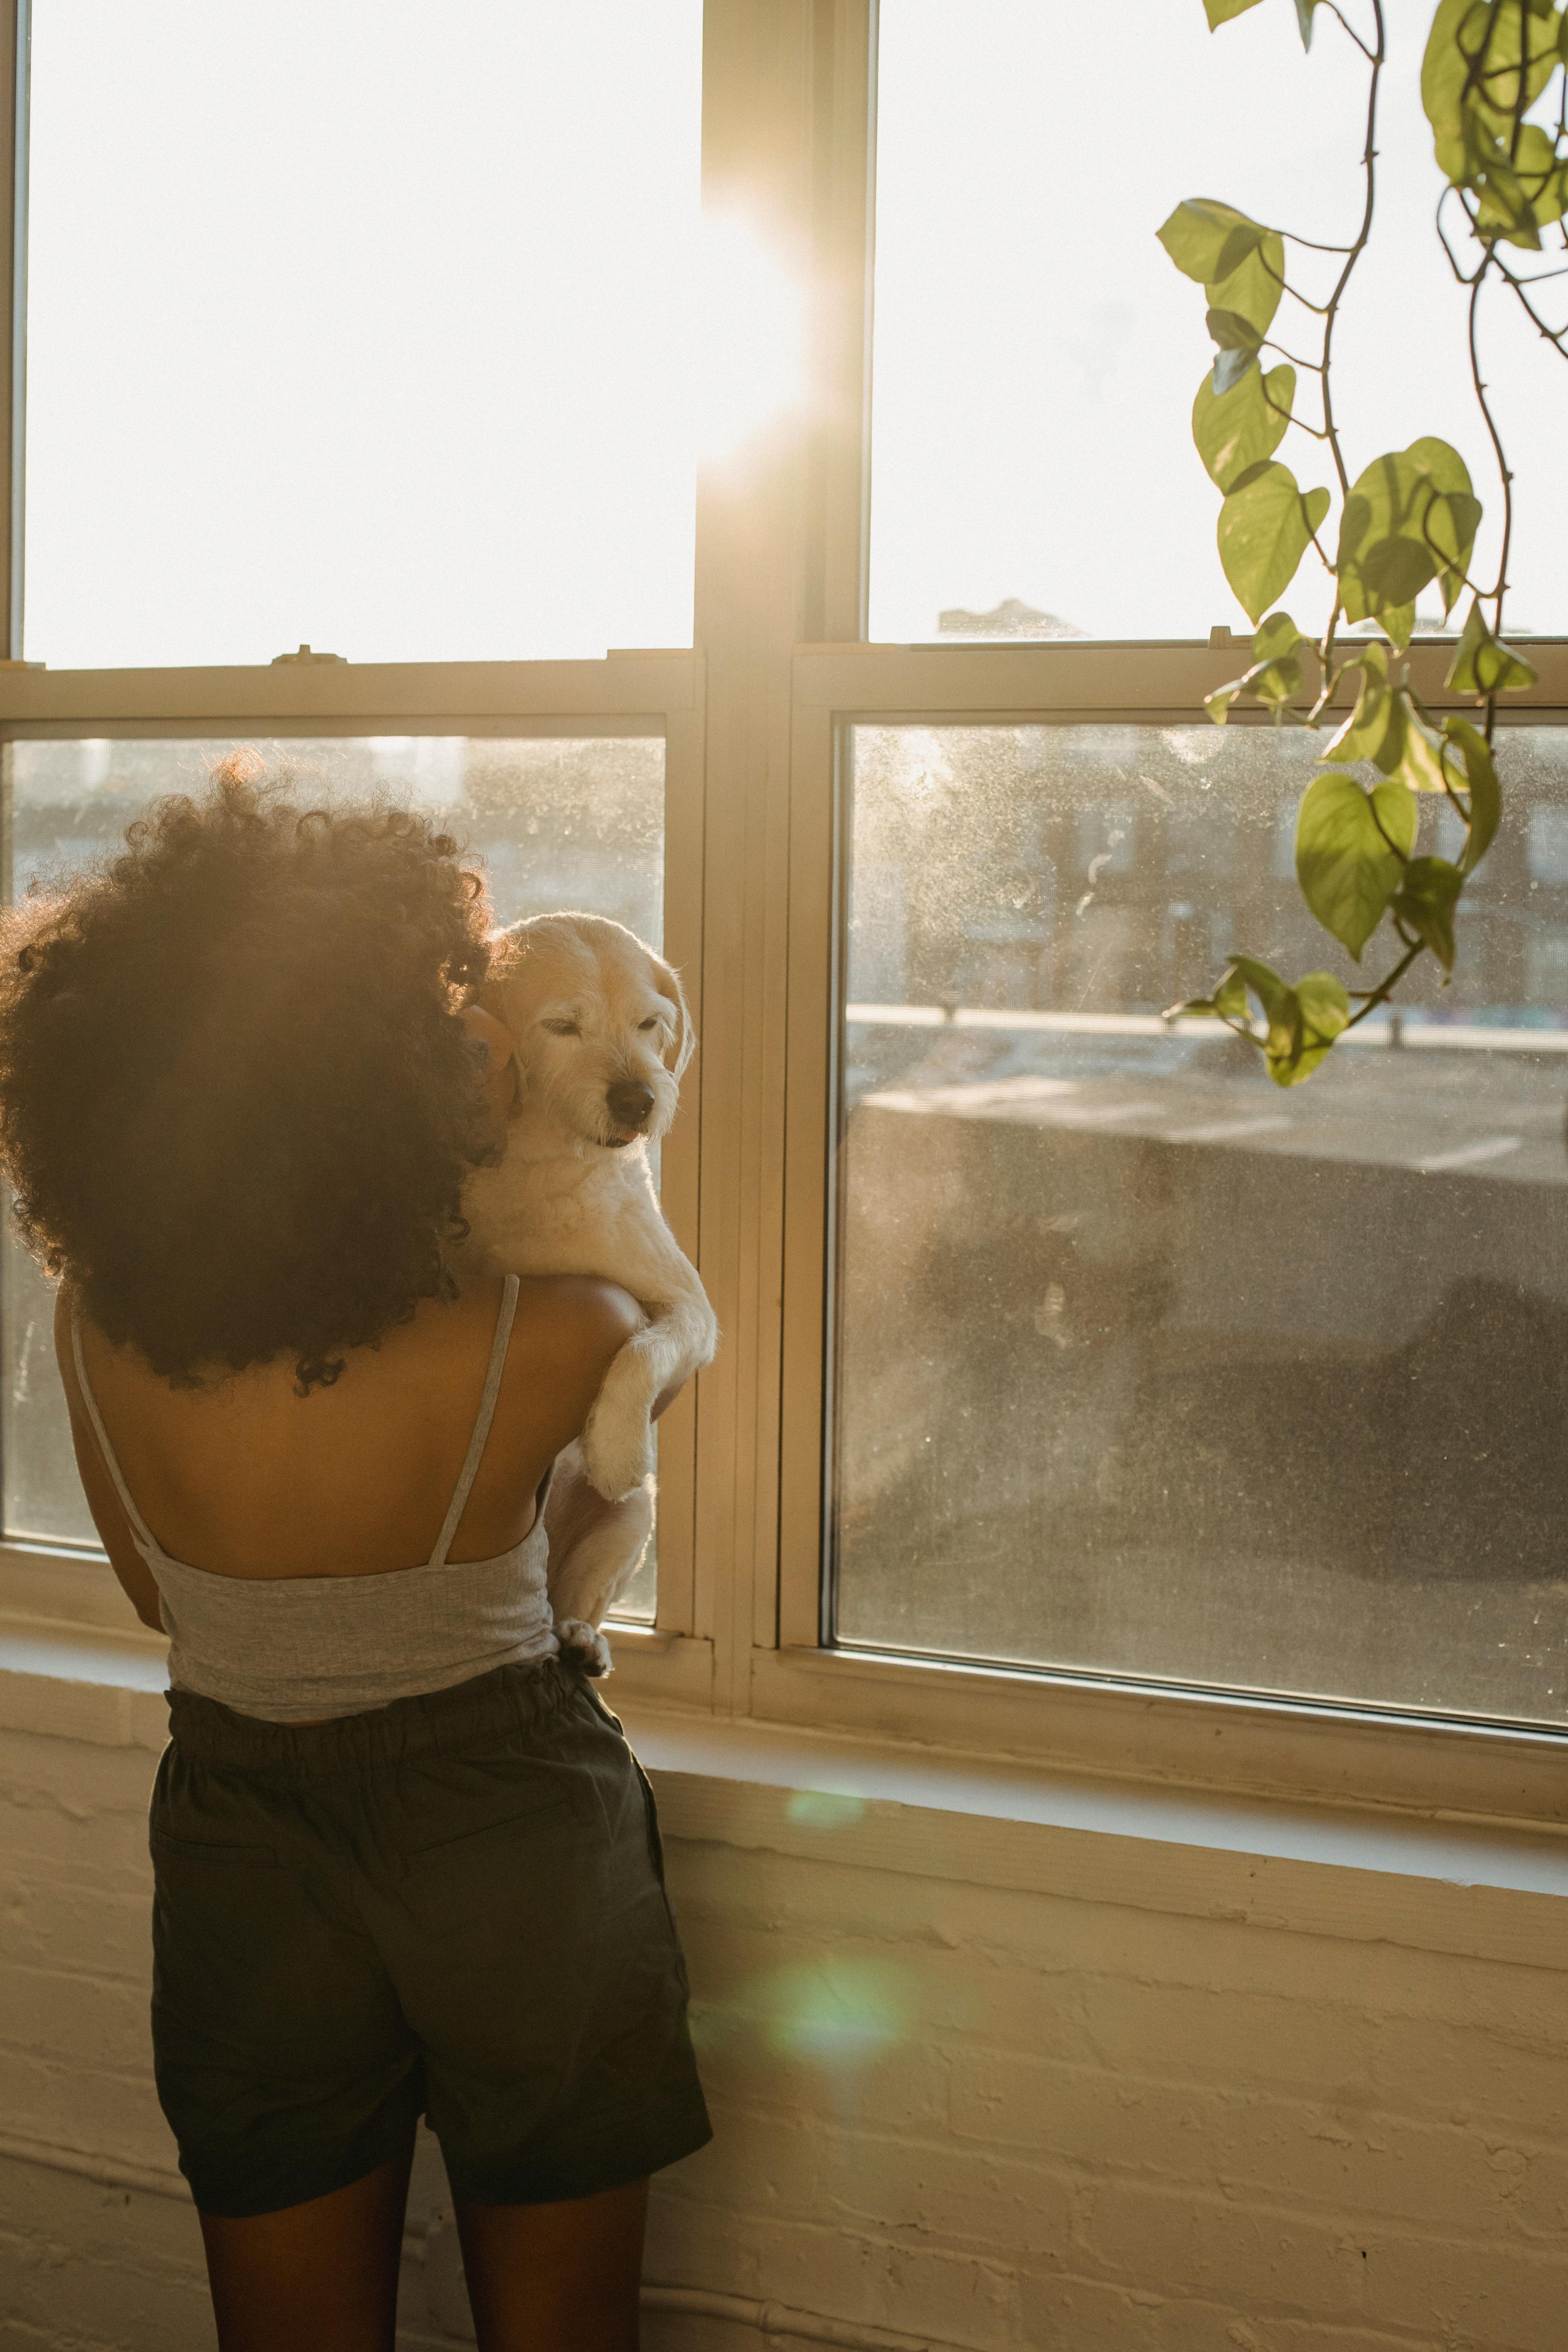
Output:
[26, 2, 702, 666]
[870, 0, 1568, 642]
[834, 721, 1568, 1727]
[3, 735, 662, 1621]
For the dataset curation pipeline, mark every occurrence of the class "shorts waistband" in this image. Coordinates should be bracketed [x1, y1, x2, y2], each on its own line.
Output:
[164, 1656, 579, 1780]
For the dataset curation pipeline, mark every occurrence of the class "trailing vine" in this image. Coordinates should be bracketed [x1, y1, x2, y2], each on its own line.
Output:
[1161, 0, 1562, 1082]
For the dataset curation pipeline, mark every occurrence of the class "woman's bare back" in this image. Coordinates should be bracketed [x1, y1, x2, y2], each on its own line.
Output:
[54, 1275, 641, 1625]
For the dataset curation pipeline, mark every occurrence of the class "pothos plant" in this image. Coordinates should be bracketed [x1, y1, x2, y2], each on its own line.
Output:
[1159, 0, 1562, 1083]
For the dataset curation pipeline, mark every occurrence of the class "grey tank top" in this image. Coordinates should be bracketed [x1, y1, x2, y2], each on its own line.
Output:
[71, 1274, 558, 1724]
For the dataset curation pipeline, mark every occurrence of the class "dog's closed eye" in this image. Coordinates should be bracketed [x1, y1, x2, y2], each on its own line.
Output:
[638, 1017, 660, 1032]
[542, 1019, 581, 1037]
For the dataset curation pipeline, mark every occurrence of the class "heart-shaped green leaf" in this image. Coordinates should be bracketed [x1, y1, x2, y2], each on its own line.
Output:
[1424, 0, 1564, 182]
[1218, 462, 1328, 625]
[1253, 611, 1304, 663]
[1250, 654, 1304, 715]
[1424, 488, 1484, 618]
[1382, 601, 1416, 655]
[1391, 856, 1465, 970]
[1205, 231, 1286, 338]
[1206, 633, 1306, 726]
[1222, 956, 1350, 1086]
[1158, 197, 1269, 284]
[1206, 306, 1265, 354]
[1337, 442, 1477, 631]
[1444, 718, 1501, 872]
[1285, 971, 1351, 1083]
[1212, 347, 1260, 396]
[1176, 957, 1349, 1084]
[1295, 769, 1415, 959]
[1172, 959, 1253, 1022]
[1396, 719, 1453, 795]
[1445, 600, 1539, 697]
[1204, 0, 1265, 29]
[1361, 535, 1439, 608]
[1192, 363, 1295, 492]
[1320, 654, 1409, 773]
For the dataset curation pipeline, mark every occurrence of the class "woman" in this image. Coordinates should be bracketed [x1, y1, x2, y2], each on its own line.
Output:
[0, 764, 710, 2352]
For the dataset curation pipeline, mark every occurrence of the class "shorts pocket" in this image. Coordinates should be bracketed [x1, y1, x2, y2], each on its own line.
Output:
[404, 1800, 571, 1868]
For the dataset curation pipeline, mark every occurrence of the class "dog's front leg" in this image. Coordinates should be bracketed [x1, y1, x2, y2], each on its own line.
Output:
[580, 1298, 716, 1501]
[544, 1442, 655, 1674]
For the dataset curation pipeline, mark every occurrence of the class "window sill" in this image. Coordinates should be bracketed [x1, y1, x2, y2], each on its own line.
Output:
[600, 1696, 1568, 1972]
[747, 1641, 1568, 1838]
[0, 1594, 1563, 1971]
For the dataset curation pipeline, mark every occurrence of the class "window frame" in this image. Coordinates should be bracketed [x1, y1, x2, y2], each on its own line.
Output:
[0, 653, 711, 1698]
[774, 637, 1568, 1822]
[4, 0, 1567, 1823]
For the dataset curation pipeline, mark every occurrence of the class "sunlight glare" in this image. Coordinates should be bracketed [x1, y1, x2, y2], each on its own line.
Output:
[693, 214, 806, 461]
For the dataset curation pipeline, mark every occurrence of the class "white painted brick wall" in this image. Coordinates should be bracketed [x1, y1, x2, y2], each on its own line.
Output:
[4, 1715, 1568, 2351]
[644, 1836, 1568, 2351]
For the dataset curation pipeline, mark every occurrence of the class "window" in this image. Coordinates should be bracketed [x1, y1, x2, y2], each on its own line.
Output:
[4, 0, 1566, 1812]
[1, 730, 666, 1617]
[25, 1, 703, 666]
[832, 714, 1568, 1725]
[1, 3, 708, 1646]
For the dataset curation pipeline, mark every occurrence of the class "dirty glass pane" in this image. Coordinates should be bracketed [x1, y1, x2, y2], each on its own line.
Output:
[2, 736, 662, 1620]
[834, 721, 1568, 1726]
[26, 0, 701, 665]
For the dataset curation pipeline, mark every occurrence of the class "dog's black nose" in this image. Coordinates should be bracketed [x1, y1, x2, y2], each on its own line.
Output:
[606, 1079, 656, 1131]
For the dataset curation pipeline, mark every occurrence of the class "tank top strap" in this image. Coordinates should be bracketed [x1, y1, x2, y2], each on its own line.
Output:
[70, 1303, 160, 1556]
[427, 1274, 521, 1568]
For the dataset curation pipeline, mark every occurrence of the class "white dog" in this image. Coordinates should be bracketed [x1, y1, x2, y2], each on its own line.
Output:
[462, 913, 718, 1673]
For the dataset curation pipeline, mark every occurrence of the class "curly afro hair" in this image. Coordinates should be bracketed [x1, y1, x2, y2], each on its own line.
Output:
[0, 756, 499, 1391]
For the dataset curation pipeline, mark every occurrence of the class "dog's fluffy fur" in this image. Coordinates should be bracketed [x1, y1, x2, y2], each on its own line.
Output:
[462, 913, 718, 1673]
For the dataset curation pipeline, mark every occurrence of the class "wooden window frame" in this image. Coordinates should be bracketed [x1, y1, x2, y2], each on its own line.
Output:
[0, 655, 711, 1695]
[771, 641, 1568, 1827]
[5, 0, 1568, 1829]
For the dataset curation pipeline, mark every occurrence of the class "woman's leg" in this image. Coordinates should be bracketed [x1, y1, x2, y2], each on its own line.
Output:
[197, 2126, 417, 2352]
[455, 2175, 649, 2352]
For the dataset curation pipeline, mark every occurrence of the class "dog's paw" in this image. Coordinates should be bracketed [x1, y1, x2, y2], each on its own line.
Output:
[580, 1398, 655, 1502]
[554, 1618, 613, 1677]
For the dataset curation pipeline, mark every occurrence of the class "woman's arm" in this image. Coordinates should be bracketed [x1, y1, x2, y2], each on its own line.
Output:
[51, 1287, 165, 1631]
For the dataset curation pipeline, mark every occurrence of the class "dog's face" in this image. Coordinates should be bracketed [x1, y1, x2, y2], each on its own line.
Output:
[481, 914, 692, 1152]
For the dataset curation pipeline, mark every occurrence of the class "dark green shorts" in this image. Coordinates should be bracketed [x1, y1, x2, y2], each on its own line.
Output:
[148, 1657, 711, 2218]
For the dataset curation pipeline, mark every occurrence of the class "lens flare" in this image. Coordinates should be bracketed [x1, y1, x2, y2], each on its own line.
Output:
[693, 212, 805, 460]
[759, 1960, 913, 2068]
[785, 1790, 868, 1831]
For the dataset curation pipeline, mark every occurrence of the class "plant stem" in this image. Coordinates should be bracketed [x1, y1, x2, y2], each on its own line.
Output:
[1319, 1, 1386, 505]
[1494, 253, 1568, 357]
[1309, 1, 1386, 685]
[1466, 260, 1511, 746]
[1343, 938, 1427, 1027]
[1320, 1, 1375, 62]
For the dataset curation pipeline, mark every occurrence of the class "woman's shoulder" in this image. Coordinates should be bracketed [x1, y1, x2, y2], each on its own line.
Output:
[506, 1274, 643, 1393]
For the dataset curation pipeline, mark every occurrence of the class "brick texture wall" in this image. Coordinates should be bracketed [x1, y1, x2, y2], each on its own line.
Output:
[3, 1715, 1567, 2351]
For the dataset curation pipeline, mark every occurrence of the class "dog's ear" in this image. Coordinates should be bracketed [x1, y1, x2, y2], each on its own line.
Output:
[477, 928, 529, 1112]
[477, 925, 523, 1021]
[651, 953, 695, 1081]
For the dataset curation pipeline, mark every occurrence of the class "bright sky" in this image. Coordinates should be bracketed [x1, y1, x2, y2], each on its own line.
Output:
[24, 1, 704, 668]
[870, 0, 1568, 642]
[22, 2, 1566, 665]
